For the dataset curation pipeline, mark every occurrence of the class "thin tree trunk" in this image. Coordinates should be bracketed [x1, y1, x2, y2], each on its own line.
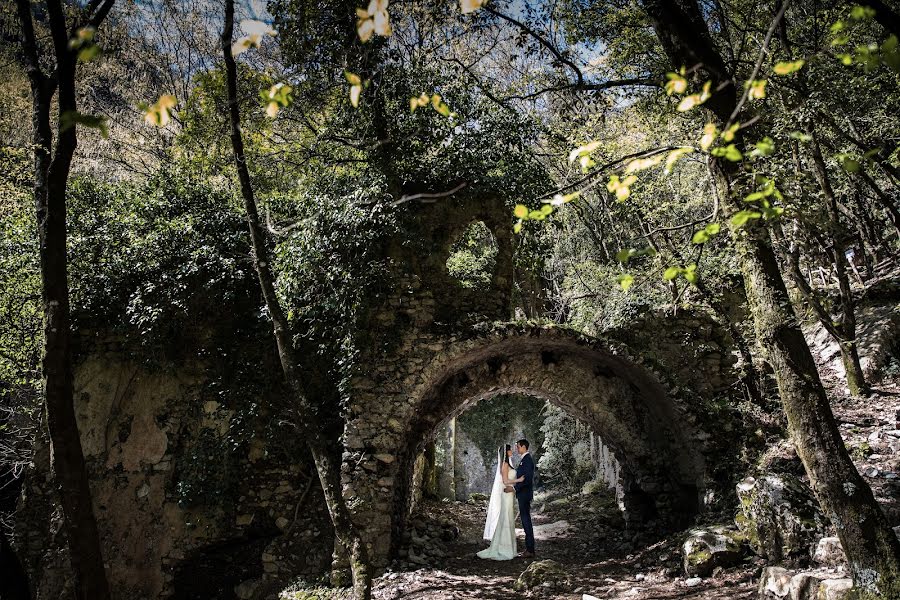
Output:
[808, 128, 870, 396]
[219, 2, 371, 597]
[850, 187, 884, 269]
[14, 2, 114, 598]
[640, 0, 900, 594]
[857, 169, 900, 241]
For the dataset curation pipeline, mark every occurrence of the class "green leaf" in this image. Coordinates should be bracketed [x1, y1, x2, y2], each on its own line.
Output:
[513, 204, 528, 219]
[513, 221, 523, 234]
[683, 269, 698, 284]
[60, 111, 108, 138]
[849, 5, 876, 20]
[616, 273, 634, 291]
[692, 230, 709, 244]
[751, 137, 776, 157]
[842, 158, 861, 172]
[773, 59, 805, 75]
[745, 191, 765, 202]
[663, 266, 681, 280]
[664, 72, 688, 95]
[568, 141, 601, 163]
[731, 210, 762, 228]
[711, 144, 743, 161]
[616, 249, 633, 263]
[664, 147, 693, 174]
[789, 131, 812, 142]
[746, 79, 767, 100]
[77, 45, 101, 62]
[705, 223, 721, 235]
[721, 123, 740, 142]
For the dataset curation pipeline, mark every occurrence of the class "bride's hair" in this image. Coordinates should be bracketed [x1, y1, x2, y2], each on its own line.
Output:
[498, 444, 512, 467]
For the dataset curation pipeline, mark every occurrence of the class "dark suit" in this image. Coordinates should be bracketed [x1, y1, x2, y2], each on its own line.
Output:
[514, 452, 535, 553]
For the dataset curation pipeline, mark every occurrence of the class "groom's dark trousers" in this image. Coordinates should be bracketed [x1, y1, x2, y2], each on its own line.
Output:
[514, 453, 535, 553]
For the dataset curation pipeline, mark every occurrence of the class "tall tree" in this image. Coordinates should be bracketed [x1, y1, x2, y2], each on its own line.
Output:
[638, 0, 900, 594]
[220, 1, 373, 598]
[13, 1, 115, 598]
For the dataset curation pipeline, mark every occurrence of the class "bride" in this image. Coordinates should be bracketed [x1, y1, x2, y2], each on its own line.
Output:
[477, 444, 522, 560]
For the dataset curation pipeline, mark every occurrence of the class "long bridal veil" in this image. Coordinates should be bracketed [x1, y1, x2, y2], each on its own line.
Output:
[482, 445, 505, 540]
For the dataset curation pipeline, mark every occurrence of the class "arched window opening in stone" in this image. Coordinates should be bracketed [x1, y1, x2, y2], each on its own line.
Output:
[445, 220, 499, 291]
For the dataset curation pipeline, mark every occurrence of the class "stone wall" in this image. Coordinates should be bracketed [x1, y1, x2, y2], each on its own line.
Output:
[341, 316, 746, 566]
[433, 394, 546, 501]
[16, 343, 333, 600]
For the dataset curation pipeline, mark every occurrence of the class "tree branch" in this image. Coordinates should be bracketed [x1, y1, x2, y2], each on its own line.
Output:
[534, 146, 683, 202]
[484, 6, 583, 88]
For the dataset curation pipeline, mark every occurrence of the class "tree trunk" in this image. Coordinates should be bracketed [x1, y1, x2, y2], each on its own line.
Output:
[639, 1, 900, 594]
[1, 528, 31, 600]
[808, 128, 870, 396]
[14, 2, 113, 598]
[220, 2, 372, 597]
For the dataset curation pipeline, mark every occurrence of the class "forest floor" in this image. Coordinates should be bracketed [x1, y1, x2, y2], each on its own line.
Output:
[369, 490, 757, 600]
[363, 379, 900, 600]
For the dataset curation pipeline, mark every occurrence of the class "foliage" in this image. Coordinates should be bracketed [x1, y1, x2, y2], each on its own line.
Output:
[67, 172, 256, 357]
[538, 403, 594, 492]
[446, 221, 498, 291]
[0, 148, 40, 397]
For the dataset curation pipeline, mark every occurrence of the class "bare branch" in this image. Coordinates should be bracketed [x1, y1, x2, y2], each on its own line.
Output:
[392, 182, 468, 206]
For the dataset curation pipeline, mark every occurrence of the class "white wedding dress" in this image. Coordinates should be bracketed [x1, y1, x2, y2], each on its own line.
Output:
[477, 451, 517, 560]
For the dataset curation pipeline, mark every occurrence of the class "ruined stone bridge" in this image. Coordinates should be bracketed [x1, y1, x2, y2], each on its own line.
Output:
[18, 195, 746, 597]
[341, 321, 731, 565]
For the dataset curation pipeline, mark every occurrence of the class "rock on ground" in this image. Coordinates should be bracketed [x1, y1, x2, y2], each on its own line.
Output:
[512, 559, 570, 593]
[736, 474, 828, 563]
[681, 525, 747, 577]
[757, 566, 853, 600]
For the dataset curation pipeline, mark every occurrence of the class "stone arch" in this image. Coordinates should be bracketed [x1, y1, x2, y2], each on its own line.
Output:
[342, 324, 715, 566]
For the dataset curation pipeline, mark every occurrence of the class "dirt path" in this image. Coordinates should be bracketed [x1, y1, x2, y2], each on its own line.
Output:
[371, 494, 756, 600]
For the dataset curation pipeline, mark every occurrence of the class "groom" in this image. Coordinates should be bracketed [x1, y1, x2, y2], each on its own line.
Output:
[514, 438, 535, 558]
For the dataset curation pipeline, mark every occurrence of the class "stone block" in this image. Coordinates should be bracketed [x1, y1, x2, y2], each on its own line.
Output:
[812, 537, 845, 566]
[682, 525, 746, 577]
[816, 578, 853, 600]
[758, 566, 792, 598]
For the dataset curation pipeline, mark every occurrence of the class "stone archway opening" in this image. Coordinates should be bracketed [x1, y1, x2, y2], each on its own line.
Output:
[340, 324, 737, 568]
[411, 391, 628, 514]
[379, 332, 709, 562]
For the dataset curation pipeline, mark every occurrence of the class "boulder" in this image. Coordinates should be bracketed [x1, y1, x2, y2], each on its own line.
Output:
[682, 525, 747, 576]
[234, 579, 258, 600]
[736, 475, 828, 563]
[757, 568, 854, 600]
[790, 572, 825, 600]
[758, 566, 792, 598]
[812, 537, 845, 567]
[513, 559, 570, 593]
[816, 578, 853, 600]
